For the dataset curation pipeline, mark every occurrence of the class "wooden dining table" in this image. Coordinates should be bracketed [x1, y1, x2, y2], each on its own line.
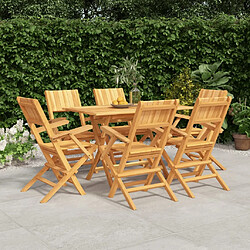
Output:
[63, 104, 193, 185]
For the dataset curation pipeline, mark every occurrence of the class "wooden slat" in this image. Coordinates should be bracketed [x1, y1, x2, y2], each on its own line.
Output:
[118, 167, 161, 178]
[127, 183, 165, 193]
[175, 160, 212, 169]
[36, 176, 56, 187]
[124, 180, 147, 187]
[185, 174, 217, 182]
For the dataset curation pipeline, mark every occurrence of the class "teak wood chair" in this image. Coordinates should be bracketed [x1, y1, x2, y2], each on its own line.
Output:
[173, 89, 228, 171]
[17, 97, 97, 203]
[100, 99, 179, 210]
[45, 89, 95, 166]
[89, 88, 155, 178]
[163, 96, 232, 199]
[93, 88, 126, 106]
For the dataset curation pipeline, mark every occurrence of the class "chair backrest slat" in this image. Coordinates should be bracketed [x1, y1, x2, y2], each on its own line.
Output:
[17, 97, 54, 143]
[45, 89, 85, 125]
[128, 100, 179, 141]
[93, 88, 126, 105]
[186, 96, 232, 142]
[198, 89, 228, 98]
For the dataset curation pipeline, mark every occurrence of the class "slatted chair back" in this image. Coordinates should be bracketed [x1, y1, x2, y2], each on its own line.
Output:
[45, 89, 86, 125]
[93, 88, 126, 105]
[128, 100, 179, 147]
[198, 89, 228, 98]
[185, 96, 231, 144]
[17, 97, 54, 143]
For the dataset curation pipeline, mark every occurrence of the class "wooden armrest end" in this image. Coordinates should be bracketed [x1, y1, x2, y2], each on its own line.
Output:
[101, 126, 130, 143]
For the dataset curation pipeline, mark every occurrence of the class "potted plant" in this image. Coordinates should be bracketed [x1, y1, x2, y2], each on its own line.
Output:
[229, 99, 250, 150]
[111, 57, 144, 104]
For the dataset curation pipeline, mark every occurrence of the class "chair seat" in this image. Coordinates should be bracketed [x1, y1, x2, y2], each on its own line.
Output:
[109, 142, 161, 155]
[167, 137, 213, 149]
[113, 125, 151, 136]
[40, 140, 94, 151]
[56, 131, 95, 140]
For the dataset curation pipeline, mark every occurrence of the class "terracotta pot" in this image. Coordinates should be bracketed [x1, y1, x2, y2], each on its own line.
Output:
[233, 133, 250, 151]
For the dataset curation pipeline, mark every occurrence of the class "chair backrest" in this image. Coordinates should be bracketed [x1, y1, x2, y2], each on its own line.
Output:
[45, 89, 85, 125]
[129, 100, 179, 147]
[186, 96, 232, 143]
[17, 97, 54, 144]
[198, 89, 228, 98]
[93, 88, 126, 105]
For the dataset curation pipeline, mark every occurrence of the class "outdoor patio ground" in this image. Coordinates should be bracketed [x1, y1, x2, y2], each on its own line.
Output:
[0, 145, 250, 250]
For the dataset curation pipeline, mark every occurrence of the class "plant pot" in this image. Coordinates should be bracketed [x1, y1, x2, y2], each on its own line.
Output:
[232, 133, 250, 151]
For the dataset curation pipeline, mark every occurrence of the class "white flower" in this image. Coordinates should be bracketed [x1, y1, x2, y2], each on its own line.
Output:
[0, 140, 7, 151]
[9, 127, 17, 136]
[30, 134, 35, 140]
[5, 155, 13, 165]
[9, 137, 16, 143]
[0, 128, 4, 137]
[23, 130, 29, 138]
[16, 120, 24, 132]
[20, 137, 28, 143]
[24, 151, 32, 159]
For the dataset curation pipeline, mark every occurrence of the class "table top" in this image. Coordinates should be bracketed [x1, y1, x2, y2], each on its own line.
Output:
[63, 105, 193, 117]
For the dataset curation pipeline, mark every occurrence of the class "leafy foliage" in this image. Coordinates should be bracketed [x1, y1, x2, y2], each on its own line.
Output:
[191, 62, 232, 92]
[1, 0, 249, 21]
[166, 68, 200, 107]
[230, 100, 250, 137]
[0, 16, 249, 136]
[0, 0, 84, 20]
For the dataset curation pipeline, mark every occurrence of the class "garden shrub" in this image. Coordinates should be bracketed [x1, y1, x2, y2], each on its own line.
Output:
[0, 15, 249, 136]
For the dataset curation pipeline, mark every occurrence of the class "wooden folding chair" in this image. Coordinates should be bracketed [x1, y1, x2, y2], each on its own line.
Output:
[87, 88, 154, 179]
[100, 99, 179, 210]
[45, 89, 95, 165]
[93, 88, 126, 105]
[173, 89, 228, 170]
[17, 97, 97, 203]
[164, 96, 232, 198]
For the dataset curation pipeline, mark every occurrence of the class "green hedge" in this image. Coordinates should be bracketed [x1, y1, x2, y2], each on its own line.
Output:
[0, 15, 249, 129]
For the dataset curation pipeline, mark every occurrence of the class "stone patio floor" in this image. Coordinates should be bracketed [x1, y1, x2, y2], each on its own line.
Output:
[0, 145, 250, 250]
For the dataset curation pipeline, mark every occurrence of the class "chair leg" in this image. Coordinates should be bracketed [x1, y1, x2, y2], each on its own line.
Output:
[207, 163, 230, 191]
[71, 175, 86, 195]
[166, 169, 176, 185]
[210, 155, 226, 171]
[156, 172, 178, 202]
[117, 178, 136, 210]
[21, 166, 49, 192]
[86, 150, 101, 180]
[40, 172, 85, 203]
[108, 178, 118, 198]
[160, 158, 169, 179]
[175, 170, 195, 198]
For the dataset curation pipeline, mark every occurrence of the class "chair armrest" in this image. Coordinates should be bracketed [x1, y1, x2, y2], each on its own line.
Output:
[49, 117, 68, 124]
[52, 125, 93, 140]
[175, 114, 191, 120]
[151, 127, 164, 135]
[101, 126, 130, 143]
[171, 127, 188, 137]
[37, 118, 70, 133]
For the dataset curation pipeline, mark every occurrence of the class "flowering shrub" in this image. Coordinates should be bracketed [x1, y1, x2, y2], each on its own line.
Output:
[166, 67, 201, 107]
[0, 120, 36, 168]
